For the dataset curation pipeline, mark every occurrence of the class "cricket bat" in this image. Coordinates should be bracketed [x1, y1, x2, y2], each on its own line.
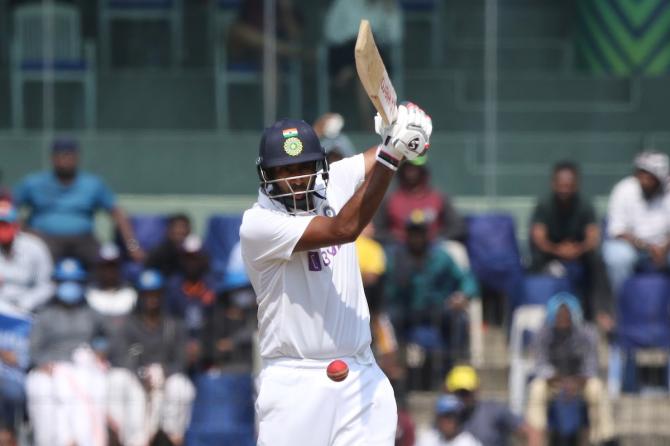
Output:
[355, 20, 398, 126]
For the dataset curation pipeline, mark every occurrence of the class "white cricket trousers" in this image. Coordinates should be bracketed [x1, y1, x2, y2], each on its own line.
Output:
[256, 358, 397, 446]
[26, 354, 108, 446]
[106, 368, 195, 446]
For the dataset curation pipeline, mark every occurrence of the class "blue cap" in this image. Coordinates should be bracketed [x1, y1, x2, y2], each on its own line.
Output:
[257, 118, 325, 169]
[435, 395, 464, 416]
[136, 269, 164, 291]
[53, 258, 87, 282]
[52, 138, 79, 153]
[0, 202, 18, 223]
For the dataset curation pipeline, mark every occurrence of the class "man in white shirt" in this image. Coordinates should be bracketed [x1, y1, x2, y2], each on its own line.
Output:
[0, 201, 53, 315]
[603, 151, 670, 294]
[240, 104, 432, 445]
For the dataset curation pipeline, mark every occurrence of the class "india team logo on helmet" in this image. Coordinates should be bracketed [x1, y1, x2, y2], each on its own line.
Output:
[256, 118, 330, 215]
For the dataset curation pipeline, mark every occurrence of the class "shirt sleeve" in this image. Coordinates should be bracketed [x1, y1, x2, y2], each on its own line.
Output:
[17, 236, 54, 312]
[94, 177, 117, 211]
[530, 200, 547, 225]
[328, 153, 366, 202]
[240, 208, 315, 266]
[607, 179, 630, 238]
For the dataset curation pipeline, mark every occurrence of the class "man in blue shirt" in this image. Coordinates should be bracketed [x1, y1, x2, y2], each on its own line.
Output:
[13, 138, 143, 267]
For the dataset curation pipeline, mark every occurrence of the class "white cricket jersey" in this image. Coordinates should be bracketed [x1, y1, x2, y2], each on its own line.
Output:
[240, 154, 374, 363]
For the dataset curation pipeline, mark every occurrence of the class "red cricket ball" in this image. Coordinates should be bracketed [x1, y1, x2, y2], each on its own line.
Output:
[327, 359, 349, 382]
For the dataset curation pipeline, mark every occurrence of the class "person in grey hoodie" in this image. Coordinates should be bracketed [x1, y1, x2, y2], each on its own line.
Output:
[25, 257, 109, 446]
[107, 269, 195, 446]
[525, 292, 617, 446]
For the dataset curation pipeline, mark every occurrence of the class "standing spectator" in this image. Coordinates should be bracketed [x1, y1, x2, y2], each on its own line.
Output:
[12, 138, 143, 267]
[108, 269, 195, 446]
[324, 0, 403, 128]
[86, 243, 137, 321]
[530, 161, 613, 325]
[145, 213, 192, 277]
[525, 293, 617, 446]
[26, 258, 108, 446]
[416, 394, 482, 446]
[603, 151, 670, 295]
[0, 202, 53, 314]
[446, 365, 533, 446]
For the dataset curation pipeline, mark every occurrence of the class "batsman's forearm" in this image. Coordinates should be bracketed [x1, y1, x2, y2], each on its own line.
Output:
[333, 160, 395, 242]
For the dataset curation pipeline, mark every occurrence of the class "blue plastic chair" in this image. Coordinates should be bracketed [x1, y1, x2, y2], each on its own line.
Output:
[185, 371, 255, 446]
[608, 274, 670, 396]
[516, 274, 573, 312]
[203, 214, 243, 292]
[465, 213, 524, 303]
[116, 214, 168, 281]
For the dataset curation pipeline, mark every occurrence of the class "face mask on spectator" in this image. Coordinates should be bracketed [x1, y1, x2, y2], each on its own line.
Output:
[0, 223, 17, 245]
[56, 281, 85, 304]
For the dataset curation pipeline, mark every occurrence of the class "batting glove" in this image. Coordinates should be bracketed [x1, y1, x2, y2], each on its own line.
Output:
[375, 103, 432, 170]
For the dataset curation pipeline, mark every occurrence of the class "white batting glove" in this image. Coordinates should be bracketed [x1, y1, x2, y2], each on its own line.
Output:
[375, 103, 432, 170]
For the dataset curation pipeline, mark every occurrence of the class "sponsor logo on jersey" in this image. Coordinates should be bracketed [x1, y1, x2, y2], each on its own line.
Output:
[283, 137, 303, 156]
[282, 128, 299, 139]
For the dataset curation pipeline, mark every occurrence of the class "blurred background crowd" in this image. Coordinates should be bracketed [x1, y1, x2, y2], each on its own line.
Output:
[2, 0, 670, 445]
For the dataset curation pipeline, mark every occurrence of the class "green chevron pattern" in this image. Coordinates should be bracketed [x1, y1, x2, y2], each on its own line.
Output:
[576, 0, 670, 75]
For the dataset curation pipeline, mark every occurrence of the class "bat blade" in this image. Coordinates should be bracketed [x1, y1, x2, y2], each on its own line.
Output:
[354, 20, 398, 125]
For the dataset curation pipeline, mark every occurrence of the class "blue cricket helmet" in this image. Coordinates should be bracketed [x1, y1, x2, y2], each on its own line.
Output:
[256, 118, 330, 214]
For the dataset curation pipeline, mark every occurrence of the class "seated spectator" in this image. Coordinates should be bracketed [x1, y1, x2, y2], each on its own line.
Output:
[108, 269, 195, 446]
[525, 293, 617, 446]
[324, 0, 402, 128]
[145, 213, 192, 277]
[227, 0, 304, 66]
[530, 161, 613, 325]
[12, 138, 143, 267]
[26, 258, 109, 446]
[387, 212, 478, 369]
[603, 151, 670, 295]
[446, 365, 532, 446]
[200, 243, 256, 373]
[356, 222, 401, 381]
[86, 243, 137, 321]
[0, 202, 53, 314]
[416, 394, 482, 446]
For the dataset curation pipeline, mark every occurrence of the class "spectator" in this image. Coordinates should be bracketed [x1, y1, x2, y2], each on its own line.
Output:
[356, 222, 401, 380]
[201, 242, 256, 373]
[416, 394, 482, 446]
[324, 0, 403, 128]
[86, 243, 137, 321]
[0, 201, 53, 314]
[145, 213, 192, 277]
[525, 292, 617, 446]
[26, 258, 108, 446]
[227, 0, 304, 66]
[108, 269, 195, 446]
[12, 138, 143, 267]
[313, 113, 357, 164]
[446, 365, 533, 446]
[530, 161, 613, 326]
[603, 151, 670, 295]
[387, 212, 478, 371]
[165, 235, 217, 370]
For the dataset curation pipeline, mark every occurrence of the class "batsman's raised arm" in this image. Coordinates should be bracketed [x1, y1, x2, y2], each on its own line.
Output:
[294, 103, 432, 252]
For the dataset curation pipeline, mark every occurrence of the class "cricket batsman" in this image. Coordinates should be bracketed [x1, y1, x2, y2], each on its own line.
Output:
[240, 103, 432, 445]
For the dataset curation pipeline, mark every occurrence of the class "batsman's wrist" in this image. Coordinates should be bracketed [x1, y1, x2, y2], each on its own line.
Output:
[376, 145, 402, 171]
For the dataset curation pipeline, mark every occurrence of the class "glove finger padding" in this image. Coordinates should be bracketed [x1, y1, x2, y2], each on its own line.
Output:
[391, 105, 432, 161]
